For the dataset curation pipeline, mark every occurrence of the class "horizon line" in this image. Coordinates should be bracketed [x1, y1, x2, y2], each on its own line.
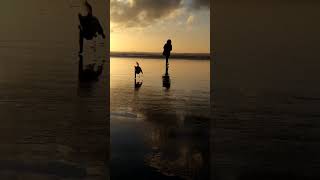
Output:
[110, 51, 210, 55]
[110, 51, 211, 60]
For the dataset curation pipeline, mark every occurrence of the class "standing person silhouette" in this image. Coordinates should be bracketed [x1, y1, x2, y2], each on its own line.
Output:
[163, 39, 172, 66]
[78, 0, 106, 54]
[134, 62, 143, 89]
[134, 62, 143, 79]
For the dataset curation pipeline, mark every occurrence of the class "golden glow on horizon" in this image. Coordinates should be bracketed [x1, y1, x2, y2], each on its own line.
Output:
[111, 30, 210, 53]
[110, 7, 210, 53]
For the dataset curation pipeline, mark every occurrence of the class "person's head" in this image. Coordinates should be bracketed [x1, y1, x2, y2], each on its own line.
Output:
[136, 62, 139, 66]
[85, 1, 93, 16]
[167, 39, 171, 44]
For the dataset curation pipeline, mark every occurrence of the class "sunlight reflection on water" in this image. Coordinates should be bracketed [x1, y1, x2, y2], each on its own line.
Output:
[111, 57, 210, 180]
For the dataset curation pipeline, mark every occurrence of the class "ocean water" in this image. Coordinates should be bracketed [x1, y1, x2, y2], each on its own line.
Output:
[0, 41, 108, 179]
[110, 57, 210, 180]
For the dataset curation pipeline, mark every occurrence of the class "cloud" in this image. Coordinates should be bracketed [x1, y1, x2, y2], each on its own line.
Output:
[189, 0, 210, 10]
[186, 15, 195, 25]
[111, 0, 209, 29]
[111, 0, 182, 28]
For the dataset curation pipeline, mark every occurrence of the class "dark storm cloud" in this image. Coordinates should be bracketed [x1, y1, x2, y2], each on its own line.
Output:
[111, 0, 209, 28]
[189, 0, 210, 10]
[111, 0, 182, 27]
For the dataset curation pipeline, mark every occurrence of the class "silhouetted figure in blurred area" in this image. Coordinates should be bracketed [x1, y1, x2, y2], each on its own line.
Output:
[162, 64, 171, 89]
[134, 62, 143, 79]
[163, 39, 172, 66]
[78, 0, 106, 54]
[78, 55, 103, 81]
[134, 62, 143, 89]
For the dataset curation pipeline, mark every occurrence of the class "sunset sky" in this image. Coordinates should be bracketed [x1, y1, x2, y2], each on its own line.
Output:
[111, 0, 210, 53]
[0, 0, 208, 53]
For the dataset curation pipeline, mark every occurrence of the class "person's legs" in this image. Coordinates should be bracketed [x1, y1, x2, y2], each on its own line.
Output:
[79, 30, 84, 53]
[134, 68, 137, 79]
[165, 64, 169, 75]
[78, 55, 84, 79]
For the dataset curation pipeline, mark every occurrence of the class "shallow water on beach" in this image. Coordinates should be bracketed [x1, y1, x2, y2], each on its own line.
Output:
[0, 1, 109, 179]
[110, 57, 210, 180]
[212, 2, 320, 177]
[213, 75, 320, 180]
[0, 42, 108, 179]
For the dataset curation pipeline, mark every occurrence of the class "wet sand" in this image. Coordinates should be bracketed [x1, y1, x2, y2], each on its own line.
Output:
[211, 2, 320, 179]
[111, 57, 210, 180]
[0, 43, 108, 179]
[0, 1, 109, 178]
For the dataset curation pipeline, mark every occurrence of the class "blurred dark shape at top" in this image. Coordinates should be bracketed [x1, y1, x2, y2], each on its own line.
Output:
[78, 0, 105, 53]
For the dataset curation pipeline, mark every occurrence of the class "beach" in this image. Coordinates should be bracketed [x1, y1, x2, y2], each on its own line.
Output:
[211, 2, 320, 179]
[0, 1, 109, 178]
[110, 57, 210, 180]
[0, 40, 108, 179]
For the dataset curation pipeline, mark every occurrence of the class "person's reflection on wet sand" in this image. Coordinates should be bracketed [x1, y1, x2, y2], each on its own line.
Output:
[162, 64, 171, 89]
[129, 89, 209, 179]
[78, 55, 103, 81]
[134, 79, 143, 90]
[140, 104, 210, 180]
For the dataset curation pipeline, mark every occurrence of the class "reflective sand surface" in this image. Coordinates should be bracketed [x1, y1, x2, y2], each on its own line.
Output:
[111, 57, 210, 180]
[0, 43, 108, 179]
[211, 2, 320, 179]
[0, 1, 108, 178]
